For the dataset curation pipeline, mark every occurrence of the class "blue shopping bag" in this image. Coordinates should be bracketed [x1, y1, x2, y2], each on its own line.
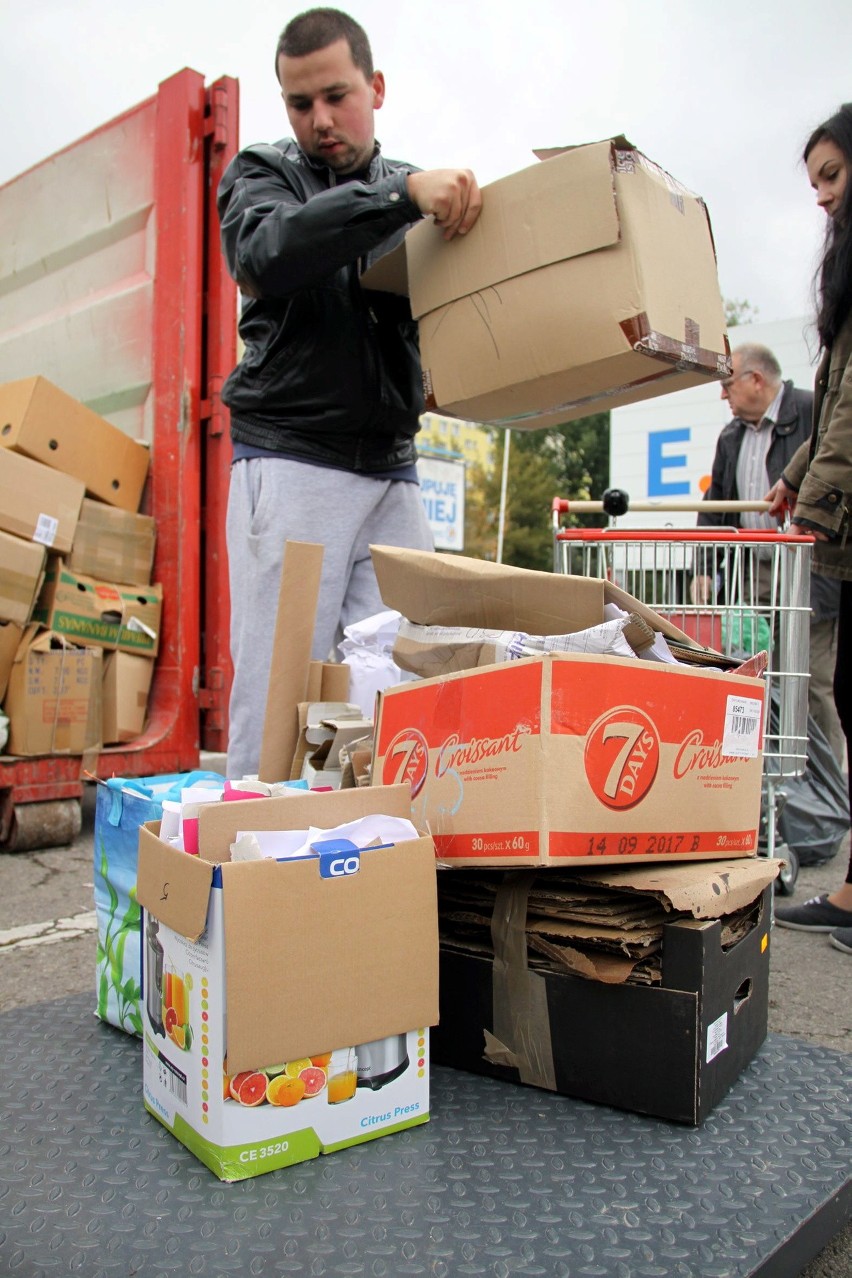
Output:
[94, 770, 225, 1035]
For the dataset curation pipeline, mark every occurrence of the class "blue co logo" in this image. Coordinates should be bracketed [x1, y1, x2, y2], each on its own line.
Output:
[312, 838, 361, 879]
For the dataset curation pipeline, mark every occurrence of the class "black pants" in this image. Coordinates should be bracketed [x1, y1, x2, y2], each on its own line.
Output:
[833, 578, 852, 885]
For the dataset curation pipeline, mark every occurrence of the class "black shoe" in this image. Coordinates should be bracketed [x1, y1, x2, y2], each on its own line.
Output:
[829, 926, 852, 955]
[775, 893, 852, 932]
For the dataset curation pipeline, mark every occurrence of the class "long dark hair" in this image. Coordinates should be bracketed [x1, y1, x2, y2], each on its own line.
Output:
[804, 103, 852, 349]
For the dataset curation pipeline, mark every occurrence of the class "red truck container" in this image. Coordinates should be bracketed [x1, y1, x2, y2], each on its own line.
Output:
[0, 69, 239, 848]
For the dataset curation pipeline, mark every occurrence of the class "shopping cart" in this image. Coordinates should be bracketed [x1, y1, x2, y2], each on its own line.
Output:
[552, 493, 814, 891]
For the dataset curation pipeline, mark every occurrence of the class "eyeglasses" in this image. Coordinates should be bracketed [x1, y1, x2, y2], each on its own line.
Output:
[720, 369, 757, 390]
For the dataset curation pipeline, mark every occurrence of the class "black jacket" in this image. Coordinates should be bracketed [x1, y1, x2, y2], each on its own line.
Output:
[697, 381, 813, 518]
[698, 381, 839, 620]
[217, 139, 425, 473]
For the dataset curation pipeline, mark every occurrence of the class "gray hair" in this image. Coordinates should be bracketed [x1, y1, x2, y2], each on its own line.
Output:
[733, 343, 782, 385]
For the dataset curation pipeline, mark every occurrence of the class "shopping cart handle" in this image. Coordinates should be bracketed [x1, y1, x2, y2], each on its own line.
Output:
[552, 492, 774, 518]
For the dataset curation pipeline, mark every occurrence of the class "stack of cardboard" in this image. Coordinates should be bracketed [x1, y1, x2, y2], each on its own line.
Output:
[367, 546, 777, 1124]
[0, 376, 154, 755]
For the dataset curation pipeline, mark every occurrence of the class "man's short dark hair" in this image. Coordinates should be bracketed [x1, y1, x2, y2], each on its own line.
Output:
[276, 8, 374, 81]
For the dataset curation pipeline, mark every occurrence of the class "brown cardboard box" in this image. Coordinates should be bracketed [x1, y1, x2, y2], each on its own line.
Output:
[69, 498, 156, 585]
[0, 619, 23, 701]
[0, 529, 47, 625]
[5, 628, 102, 756]
[102, 650, 154, 743]
[363, 138, 729, 430]
[370, 549, 764, 869]
[34, 560, 162, 657]
[0, 376, 149, 511]
[0, 448, 85, 554]
[136, 783, 438, 1076]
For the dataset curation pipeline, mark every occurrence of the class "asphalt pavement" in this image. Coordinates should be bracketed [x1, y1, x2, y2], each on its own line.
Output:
[0, 778, 849, 1276]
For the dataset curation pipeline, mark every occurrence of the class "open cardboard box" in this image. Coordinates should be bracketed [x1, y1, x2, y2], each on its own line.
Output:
[292, 701, 374, 788]
[136, 784, 438, 1180]
[369, 547, 764, 867]
[363, 138, 729, 430]
[4, 627, 103, 756]
[433, 863, 777, 1124]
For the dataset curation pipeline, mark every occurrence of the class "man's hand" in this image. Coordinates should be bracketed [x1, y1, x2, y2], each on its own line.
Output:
[406, 169, 482, 240]
[764, 476, 797, 522]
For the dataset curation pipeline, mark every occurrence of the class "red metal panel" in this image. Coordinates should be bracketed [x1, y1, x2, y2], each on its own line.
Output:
[200, 76, 239, 753]
[0, 69, 238, 816]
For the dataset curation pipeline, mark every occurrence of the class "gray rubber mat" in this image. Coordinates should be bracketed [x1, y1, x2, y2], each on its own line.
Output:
[0, 994, 849, 1277]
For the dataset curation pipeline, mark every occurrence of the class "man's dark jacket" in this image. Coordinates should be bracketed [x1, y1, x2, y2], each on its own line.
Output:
[698, 380, 839, 619]
[217, 139, 424, 473]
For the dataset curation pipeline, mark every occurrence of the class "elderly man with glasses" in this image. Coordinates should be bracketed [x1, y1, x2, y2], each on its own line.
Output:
[693, 342, 843, 762]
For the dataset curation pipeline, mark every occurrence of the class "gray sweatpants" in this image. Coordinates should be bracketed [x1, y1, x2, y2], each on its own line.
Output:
[225, 457, 434, 779]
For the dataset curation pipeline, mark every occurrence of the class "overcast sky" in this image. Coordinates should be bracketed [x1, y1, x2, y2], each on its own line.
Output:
[3, 0, 850, 325]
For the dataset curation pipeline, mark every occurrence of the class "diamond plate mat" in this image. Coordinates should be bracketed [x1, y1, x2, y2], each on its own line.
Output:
[0, 995, 849, 1277]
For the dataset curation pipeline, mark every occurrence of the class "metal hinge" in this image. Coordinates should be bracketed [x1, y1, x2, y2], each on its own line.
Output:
[200, 376, 226, 437]
[198, 668, 226, 730]
[204, 83, 229, 150]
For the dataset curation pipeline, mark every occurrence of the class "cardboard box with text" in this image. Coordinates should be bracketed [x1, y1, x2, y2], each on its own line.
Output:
[374, 652, 765, 868]
[136, 785, 438, 1180]
[35, 560, 162, 657]
[4, 628, 102, 756]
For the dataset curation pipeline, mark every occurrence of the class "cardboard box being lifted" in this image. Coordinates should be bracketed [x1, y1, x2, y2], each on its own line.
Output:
[363, 138, 730, 430]
[0, 376, 149, 512]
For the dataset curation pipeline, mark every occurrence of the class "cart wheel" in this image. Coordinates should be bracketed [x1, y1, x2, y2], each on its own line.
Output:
[1, 800, 83, 853]
[775, 845, 799, 896]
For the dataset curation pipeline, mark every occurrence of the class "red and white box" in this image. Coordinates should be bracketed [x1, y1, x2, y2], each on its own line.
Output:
[374, 653, 765, 868]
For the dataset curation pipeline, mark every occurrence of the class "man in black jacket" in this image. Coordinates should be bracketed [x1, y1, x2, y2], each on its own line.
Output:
[217, 7, 481, 778]
[695, 342, 843, 760]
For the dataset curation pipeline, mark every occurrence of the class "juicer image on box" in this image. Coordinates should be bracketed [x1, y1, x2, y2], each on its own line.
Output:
[145, 916, 192, 1050]
[356, 1033, 409, 1089]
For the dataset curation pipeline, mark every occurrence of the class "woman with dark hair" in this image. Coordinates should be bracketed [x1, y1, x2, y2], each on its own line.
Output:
[770, 103, 852, 955]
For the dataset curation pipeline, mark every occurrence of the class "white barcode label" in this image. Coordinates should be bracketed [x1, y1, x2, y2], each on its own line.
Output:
[156, 1052, 188, 1105]
[33, 514, 59, 547]
[722, 695, 762, 758]
[706, 1012, 729, 1063]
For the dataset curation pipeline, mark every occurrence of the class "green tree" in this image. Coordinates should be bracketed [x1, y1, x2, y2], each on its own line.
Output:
[464, 412, 610, 570]
[724, 297, 759, 328]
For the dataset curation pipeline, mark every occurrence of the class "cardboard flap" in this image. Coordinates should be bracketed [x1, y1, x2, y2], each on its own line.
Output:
[360, 240, 408, 297]
[371, 545, 605, 634]
[222, 837, 439, 1073]
[195, 783, 413, 863]
[572, 858, 781, 920]
[258, 540, 324, 783]
[401, 142, 621, 318]
[136, 824, 215, 941]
